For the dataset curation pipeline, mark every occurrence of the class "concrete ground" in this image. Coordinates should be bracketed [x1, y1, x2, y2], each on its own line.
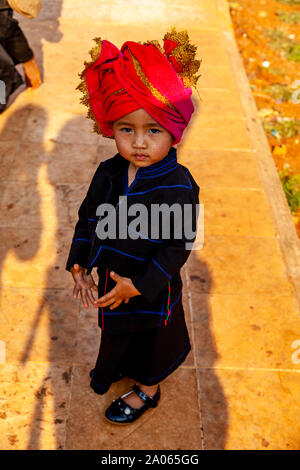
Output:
[0, 0, 300, 450]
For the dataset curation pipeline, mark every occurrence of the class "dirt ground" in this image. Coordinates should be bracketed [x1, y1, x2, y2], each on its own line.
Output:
[227, 0, 300, 236]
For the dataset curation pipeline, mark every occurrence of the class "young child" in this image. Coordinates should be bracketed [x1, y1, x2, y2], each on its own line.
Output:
[66, 28, 201, 425]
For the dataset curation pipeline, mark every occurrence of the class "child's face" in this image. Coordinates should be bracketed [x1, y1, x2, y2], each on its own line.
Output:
[112, 108, 173, 167]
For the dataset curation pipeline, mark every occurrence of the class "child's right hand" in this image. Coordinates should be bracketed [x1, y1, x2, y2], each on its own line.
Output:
[70, 263, 98, 308]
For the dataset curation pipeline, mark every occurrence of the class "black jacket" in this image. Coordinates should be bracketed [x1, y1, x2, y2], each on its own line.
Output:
[0, 7, 33, 63]
[66, 147, 200, 334]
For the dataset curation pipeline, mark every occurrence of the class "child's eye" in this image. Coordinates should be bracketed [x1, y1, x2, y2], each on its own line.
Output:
[148, 128, 161, 134]
[120, 127, 132, 133]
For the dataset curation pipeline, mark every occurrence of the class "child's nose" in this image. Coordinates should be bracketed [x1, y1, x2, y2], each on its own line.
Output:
[133, 132, 147, 148]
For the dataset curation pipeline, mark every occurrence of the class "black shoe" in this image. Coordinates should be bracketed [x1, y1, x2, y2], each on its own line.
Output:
[104, 384, 160, 425]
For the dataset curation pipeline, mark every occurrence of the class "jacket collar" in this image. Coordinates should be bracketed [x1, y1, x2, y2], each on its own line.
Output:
[102, 147, 177, 179]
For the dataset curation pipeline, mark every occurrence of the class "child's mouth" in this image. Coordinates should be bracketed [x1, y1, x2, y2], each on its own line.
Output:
[134, 154, 148, 160]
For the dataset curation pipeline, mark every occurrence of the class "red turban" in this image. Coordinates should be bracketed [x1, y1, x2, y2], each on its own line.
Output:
[77, 28, 201, 145]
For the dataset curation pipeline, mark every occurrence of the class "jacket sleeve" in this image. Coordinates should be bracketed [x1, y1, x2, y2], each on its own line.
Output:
[130, 176, 200, 303]
[65, 162, 104, 272]
[65, 196, 91, 272]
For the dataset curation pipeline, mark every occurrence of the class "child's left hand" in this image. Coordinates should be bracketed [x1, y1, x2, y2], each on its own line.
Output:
[93, 271, 141, 310]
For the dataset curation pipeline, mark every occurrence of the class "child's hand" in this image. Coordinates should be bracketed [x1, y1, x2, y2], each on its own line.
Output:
[93, 271, 141, 310]
[23, 56, 42, 89]
[70, 263, 98, 308]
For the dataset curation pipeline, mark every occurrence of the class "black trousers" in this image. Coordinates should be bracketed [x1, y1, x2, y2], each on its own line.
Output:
[90, 305, 192, 394]
[0, 8, 33, 106]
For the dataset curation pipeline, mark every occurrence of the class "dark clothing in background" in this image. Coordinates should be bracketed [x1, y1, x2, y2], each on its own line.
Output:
[0, 0, 9, 8]
[0, 5, 33, 106]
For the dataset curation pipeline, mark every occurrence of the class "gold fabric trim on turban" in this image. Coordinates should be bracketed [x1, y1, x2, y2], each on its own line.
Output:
[126, 47, 178, 112]
[163, 28, 202, 88]
[76, 37, 106, 136]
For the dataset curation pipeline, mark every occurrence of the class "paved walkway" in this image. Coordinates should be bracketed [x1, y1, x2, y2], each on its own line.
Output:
[0, 0, 300, 450]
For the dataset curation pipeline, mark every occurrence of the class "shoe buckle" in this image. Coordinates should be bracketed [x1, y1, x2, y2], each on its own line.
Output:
[120, 390, 133, 399]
